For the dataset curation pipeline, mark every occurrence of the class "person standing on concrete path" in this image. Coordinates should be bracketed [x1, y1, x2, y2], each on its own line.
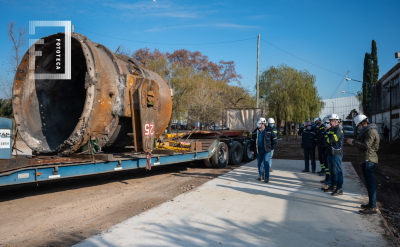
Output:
[267, 118, 278, 173]
[323, 114, 344, 196]
[263, 118, 278, 182]
[301, 121, 317, 173]
[315, 118, 327, 176]
[347, 114, 380, 215]
[320, 118, 332, 189]
[250, 118, 267, 181]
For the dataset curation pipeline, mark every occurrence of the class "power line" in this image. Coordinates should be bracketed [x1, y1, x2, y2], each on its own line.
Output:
[75, 27, 257, 46]
[260, 38, 345, 77]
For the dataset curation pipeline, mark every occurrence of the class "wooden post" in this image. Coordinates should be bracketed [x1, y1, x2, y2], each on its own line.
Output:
[256, 34, 260, 108]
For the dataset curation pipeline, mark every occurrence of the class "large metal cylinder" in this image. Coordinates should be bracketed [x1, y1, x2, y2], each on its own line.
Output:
[13, 33, 172, 155]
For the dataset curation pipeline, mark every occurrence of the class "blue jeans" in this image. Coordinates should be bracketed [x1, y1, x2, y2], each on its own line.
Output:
[328, 155, 343, 190]
[304, 148, 316, 171]
[257, 148, 266, 178]
[264, 151, 272, 179]
[361, 162, 377, 208]
[269, 150, 274, 169]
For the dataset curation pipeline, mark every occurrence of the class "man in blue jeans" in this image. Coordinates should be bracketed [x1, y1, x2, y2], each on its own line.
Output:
[263, 119, 278, 183]
[347, 114, 380, 214]
[323, 114, 344, 196]
[250, 118, 267, 181]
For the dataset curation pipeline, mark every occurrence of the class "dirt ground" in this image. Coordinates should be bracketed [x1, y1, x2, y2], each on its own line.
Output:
[0, 159, 243, 247]
[273, 136, 400, 241]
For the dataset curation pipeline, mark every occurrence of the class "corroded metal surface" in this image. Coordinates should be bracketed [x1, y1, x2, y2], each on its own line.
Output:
[12, 33, 172, 156]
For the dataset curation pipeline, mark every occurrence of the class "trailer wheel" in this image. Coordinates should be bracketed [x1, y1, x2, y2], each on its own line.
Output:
[228, 141, 243, 166]
[243, 141, 255, 162]
[207, 142, 229, 168]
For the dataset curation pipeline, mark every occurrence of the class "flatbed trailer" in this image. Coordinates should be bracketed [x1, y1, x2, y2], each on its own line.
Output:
[0, 140, 219, 187]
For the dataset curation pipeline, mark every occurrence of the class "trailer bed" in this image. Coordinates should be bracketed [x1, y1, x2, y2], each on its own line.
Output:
[0, 140, 218, 187]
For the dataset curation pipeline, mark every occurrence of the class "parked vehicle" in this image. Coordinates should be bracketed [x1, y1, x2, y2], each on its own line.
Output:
[342, 126, 354, 137]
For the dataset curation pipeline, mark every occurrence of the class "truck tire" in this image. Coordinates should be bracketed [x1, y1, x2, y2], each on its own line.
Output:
[228, 141, 243, 166]
[208, 142, 229, 168]
[243, 140, 255, 162]
[204, 158, 213, 168]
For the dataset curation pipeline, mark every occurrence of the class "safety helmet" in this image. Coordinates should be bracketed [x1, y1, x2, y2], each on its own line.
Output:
[354, 114, 368, 126]
[314, 118, 321, 123]
[305, 121, 311, 126]
[301, 123, 304, 127]
[267, 118, 275, 124]
[257, 117, 267, 124]
[323, 117, 329, 123]
[328, 114, 339, 120]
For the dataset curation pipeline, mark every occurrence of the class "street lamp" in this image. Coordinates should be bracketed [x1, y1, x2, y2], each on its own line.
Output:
[346, 78, 373, 120]
[341, 91, 357, 96]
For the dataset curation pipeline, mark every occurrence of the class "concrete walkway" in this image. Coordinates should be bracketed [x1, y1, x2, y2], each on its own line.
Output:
[75, 159, 390, 247]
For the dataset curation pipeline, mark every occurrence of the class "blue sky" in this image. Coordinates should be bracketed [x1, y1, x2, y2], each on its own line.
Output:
[0, 0, 399, 100]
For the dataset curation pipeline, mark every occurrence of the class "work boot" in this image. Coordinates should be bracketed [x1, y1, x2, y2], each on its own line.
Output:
[321, 184, 330, 190]
[312, 171, 316, 173]
[361, 204, 371, 209]
[331, 189, 343, 196]
[270, 169, 273, 172]
[323, 186, 336, 193]
[318, 171, 326, 176]
[302, 169, 310, 172]
[320, 179, 327, 183]
[265, 179, 269, 183]
[257, 177, 264, 181]
[317, 169, 325, 174]
[359, 208, 377, 215]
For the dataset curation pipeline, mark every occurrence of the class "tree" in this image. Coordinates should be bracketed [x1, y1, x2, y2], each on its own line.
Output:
[361, 40, 379, 117]
[3, 21, 26, 99]
[362, 53, 373, 117]
[259, 64, 323, 140]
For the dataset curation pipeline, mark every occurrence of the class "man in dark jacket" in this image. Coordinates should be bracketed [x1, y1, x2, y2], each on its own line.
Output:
[323, 114, 344, 196]
[301, 121, 317, 172]
[250, 118, 267, 181]
[266, 118, 278, 173]
[263, 118, 278, 182]
[315, 118, 326, 176]
[347, 114, 380, 214]
[298, 123, 304, 136]
[382, 124, 390, 142]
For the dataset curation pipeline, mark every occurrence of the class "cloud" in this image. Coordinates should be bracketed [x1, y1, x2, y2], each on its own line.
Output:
[103, 0, 202, 19]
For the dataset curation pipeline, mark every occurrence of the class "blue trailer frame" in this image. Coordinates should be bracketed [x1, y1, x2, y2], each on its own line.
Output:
[0, 141, 218, 187]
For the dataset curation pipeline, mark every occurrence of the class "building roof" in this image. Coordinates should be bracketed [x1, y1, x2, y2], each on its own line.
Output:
[378, 62, 400, 85]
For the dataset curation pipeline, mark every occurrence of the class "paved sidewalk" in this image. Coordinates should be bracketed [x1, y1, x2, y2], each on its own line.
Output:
[75, 159, 390, 247]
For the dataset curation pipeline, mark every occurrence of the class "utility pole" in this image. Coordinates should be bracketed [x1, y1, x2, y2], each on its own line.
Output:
[256, 34, 260, 108]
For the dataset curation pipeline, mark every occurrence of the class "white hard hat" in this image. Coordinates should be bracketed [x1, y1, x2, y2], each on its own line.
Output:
[354, 114, 368, 126]
[257, 117, 267, 124]
[323, 117, 329, 123]
[314, 118, 321, 122]
[328, 114, 339, 120]
[267, 118, 275, 124]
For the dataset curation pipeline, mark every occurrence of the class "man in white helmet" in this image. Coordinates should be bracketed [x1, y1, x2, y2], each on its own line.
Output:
[264, 118, 278, 178]
[346, 114, 380, 215]
[323, 114, 344, 196]
[250, 118, 267, 181]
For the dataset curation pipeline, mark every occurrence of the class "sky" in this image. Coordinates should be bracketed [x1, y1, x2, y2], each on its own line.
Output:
[0, 0, 399, 100]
